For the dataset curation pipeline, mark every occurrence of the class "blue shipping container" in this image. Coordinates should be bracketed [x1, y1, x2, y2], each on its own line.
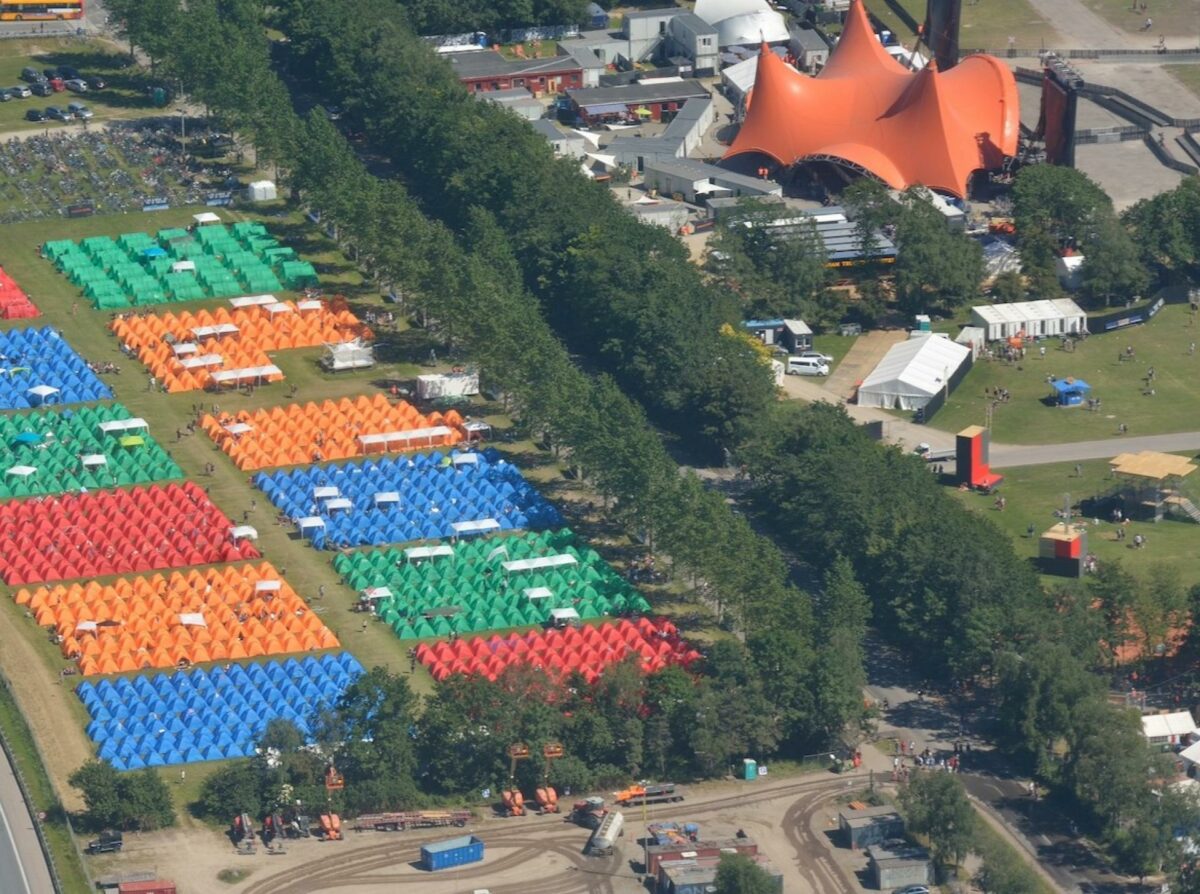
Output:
[421, 835, 485, 871]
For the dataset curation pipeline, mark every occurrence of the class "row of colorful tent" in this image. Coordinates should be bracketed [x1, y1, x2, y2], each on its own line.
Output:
[415, 618, 700, 684]
[76, 654, 364, 770]
[109, 299, 370, 393]
[254, 450, 562, 549]
[0, 267, 38, 319]
[333, 528, 651, 639]
[15, 562, 339, 676]
[0, 481, 260, 585]
[0, 327, 111, 410]
[203, 395, 468, 470]
[43, 223, 317, 309]
[0, 403, 180, 498]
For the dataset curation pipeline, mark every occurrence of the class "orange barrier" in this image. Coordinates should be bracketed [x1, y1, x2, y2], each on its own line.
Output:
[14, 561, 339, 676]
[202, 395, 467, 470]
[109, 298, 373, 393]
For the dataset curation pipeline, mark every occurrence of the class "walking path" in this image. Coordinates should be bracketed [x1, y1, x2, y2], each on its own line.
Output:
[0, 745, 53, 894]
[991, 430, 1200, 468]
[822, 329, 905, 401]
[1021, 0, 1182, 49]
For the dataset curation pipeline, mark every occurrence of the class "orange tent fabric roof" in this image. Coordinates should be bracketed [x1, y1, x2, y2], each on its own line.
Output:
[723, 0, 1019, 198]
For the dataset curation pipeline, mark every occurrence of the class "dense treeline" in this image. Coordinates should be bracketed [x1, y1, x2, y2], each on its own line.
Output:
[271, 0, 776, 458]
[740, 402, 1044, 680]
[388, 0, 589, 36]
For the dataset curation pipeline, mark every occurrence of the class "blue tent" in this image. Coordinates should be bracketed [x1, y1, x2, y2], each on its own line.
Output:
[1050, 378, 1091, 406]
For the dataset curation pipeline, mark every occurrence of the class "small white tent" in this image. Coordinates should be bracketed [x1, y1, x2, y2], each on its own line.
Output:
[857, 335, 970, 411]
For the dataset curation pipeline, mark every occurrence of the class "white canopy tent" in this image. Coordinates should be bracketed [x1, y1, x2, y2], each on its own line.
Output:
[255, 580, 281, 592]
[359, 427, 452, 451]
[373, 491, 400, 506]
[97, 418, 148, 436]
[524, 587, 554, 600]
[1142, 710, 1197, 745]
[229, 294, 277, 309]
[6, 465, 37, 476]
[694, 0, 788, 46]
[178, 612, 208, 627]
[191, 323, 239, 340]
[193, 212, 221, 226]
[857, 335, 971, 412]
[180, 354, 223, 370]
[452, 518, 500, 535]
[230, 525, 258, 540]
[502, 554, 578, 573]
[969, 299, 1087, 342]
[81, 454, 107, 467]
[210, 365, 281, 385]
[404, 545, 454, 560]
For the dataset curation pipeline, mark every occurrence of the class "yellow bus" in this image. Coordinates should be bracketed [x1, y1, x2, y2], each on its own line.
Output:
[0, 0, 83, 20]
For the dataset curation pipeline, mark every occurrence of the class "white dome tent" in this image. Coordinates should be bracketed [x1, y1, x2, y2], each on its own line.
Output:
[694, 0, 789, 47]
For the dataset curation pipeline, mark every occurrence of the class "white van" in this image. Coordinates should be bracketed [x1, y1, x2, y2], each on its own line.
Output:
[787, 356, 829, 376]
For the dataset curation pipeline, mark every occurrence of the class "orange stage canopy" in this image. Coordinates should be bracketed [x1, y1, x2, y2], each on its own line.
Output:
[724, 0, 1019, 198]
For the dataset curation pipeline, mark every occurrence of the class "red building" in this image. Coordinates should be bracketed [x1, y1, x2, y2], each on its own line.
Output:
[449, 49, 594, 95]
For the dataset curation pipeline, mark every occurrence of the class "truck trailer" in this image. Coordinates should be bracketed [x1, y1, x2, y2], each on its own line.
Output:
[586, 809, 624, 857]
[352, 810, 471, 832]
[613, 782, 684, 806]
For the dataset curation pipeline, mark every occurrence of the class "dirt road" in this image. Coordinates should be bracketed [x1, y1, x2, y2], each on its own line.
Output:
[98, 770, 866, 894]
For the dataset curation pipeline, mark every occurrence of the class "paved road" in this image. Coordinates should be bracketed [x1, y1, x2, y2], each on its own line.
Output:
[0, 744, 52, 894]
[991, 431, 1200, 469]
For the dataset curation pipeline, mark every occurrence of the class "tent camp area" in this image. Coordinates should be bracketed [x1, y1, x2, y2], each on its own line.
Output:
[857, 335, 971, 412]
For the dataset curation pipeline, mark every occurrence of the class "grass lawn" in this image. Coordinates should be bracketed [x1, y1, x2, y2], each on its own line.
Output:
[0, 39, 169, 131]
[863, 0, 1061, 48]
[1086, 0, 1198, 36]
[931, 304, 1200, 444]
[1168, 65, 1200, 101]
[950, 456, 1200, 589]
[812, 333, 857, 372]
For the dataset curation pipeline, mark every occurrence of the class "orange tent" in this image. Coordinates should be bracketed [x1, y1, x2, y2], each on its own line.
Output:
[724, 0, 1019, 198]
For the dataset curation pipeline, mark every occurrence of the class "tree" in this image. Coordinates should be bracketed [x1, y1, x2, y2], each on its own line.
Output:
[841, 178, 896, 261]
[714, 852, 778, 894]
[68, 760, 123, 830]
[68, 761, 176, 831]
[197, 760, 265, 820]
[1122, 176, 1200, 274]
[103, 0, 181, 69]
[1079, 216, 1149, 307]
[899, 772, 975, 872]
[808, 557, 870, 742]
[989, 270, 1025, 303]
[332, 667, 420, 811]
[893, 190, 982, 314]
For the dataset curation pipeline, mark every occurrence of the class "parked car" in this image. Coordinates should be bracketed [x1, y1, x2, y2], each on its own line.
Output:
[20, 67, 41, 82]
[0, 91, 9, 103]
[57, 65, 81, 80]
[64, 78, 88, 93]
[85, 830, 122, 855]
[29, 81, 52, 97]
[7, 85, 31, 98]
[24, 108, 45, 122]
[86, 75, 107, 90]
[893, 887, 930, 894]
[47, 77, 65, 92]
[786, 356, 830, 376]
[41, 67, 60, 80]
[45, 106, 71, 121]
[795, 350, 834, 364]
[67, 102, 92, 119]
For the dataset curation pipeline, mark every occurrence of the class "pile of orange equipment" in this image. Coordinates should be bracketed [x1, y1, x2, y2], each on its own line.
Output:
[201, 395, 467, 470]
[110, 298, 372, 393]
[14, 561, 339, 676]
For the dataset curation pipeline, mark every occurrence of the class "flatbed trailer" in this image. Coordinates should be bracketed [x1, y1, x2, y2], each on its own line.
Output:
[613, 783, 684, 806]
[351, 810, 471, 832]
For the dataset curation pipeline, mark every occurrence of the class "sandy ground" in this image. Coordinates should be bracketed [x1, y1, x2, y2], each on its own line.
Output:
[90, 768, 881, 894]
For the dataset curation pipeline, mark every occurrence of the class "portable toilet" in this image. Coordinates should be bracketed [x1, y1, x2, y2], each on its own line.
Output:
[914, 314, 932, 332]
[743, 758, 758, 781]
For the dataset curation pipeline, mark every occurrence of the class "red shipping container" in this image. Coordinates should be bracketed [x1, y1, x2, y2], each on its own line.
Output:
[119, 881, 177, 894]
